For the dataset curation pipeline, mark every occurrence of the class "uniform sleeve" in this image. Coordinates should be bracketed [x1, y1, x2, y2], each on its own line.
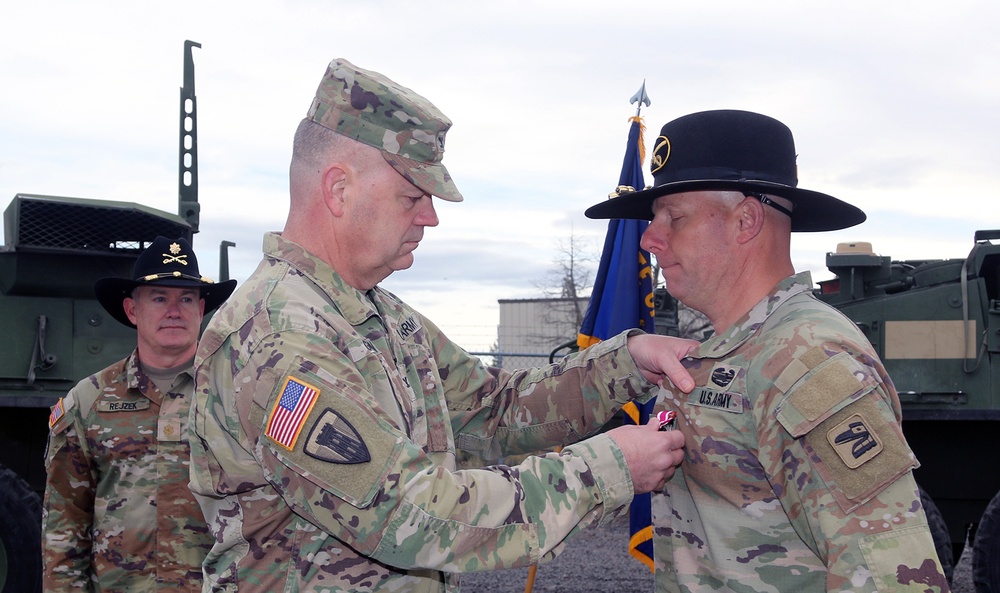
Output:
[41, 392, 97, 593]
[758, 344, 949, 592]
[231, 330, 638, 573]
[437, 326, 657, 460]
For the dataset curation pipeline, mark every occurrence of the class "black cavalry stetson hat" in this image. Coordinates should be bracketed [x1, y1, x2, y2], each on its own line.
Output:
[95, 236, 238, 328]
[585, 109, 866, 232]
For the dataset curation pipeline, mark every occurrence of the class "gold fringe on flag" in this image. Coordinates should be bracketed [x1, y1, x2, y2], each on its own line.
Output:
[628, 115, 646, 165]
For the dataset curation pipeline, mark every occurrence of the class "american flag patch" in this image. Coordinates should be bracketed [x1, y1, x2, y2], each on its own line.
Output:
[265, 377, 320, 450]
[48, 398, 65, 428]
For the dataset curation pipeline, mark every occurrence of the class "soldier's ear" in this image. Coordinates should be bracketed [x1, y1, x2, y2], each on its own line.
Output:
[735, 196, 765, 244]
[321, 163, 350, 217]
[123, 297, 139, 325]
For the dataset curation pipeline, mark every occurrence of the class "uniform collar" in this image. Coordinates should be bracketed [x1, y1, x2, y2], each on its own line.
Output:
[125, 350, 194, 401]
[125, 349, 144, 390]
[263, 232, 379, 326]
[695, 271, 814, 359]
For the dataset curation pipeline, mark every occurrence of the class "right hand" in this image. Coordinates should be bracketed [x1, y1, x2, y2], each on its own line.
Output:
[625, 334, 698, 393]
[608, 419, 685, 494]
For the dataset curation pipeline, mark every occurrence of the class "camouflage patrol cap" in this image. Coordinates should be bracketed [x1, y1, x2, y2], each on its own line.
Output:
[307, 58, 463, 202]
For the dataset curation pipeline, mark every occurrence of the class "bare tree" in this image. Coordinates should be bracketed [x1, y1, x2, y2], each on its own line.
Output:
[528, 232, 596, 349]
[483, 338, 499, 368]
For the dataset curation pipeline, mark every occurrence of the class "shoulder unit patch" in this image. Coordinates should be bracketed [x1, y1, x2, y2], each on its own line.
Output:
[304, 408, 371, 464]
[827, 413, 883, 468]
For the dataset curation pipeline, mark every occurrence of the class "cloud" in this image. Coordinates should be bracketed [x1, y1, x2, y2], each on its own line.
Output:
[3, 1, 999, 352]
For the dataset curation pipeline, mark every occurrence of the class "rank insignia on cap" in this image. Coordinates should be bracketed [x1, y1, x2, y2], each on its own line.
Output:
[827, 413, 883, 469]
[48, 398, 65, 428]
[304, 408, 371, 464]
[266, 377, 320, 450]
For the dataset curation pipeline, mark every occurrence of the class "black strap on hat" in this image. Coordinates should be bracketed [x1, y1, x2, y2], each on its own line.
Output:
[744, 191, 793, 219]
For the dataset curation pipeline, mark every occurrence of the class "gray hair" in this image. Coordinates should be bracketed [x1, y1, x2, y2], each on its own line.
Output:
[290, 118, 382, 176]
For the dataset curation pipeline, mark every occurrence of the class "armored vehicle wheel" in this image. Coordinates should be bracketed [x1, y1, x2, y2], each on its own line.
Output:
[0, 465, 42, 593]
[919, 486, 954, 585]
[974, 489, 1000, 593]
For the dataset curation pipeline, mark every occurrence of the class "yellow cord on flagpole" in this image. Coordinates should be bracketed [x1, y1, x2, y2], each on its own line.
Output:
[628, 115, 646, 165]
[530, 112, 650, 593]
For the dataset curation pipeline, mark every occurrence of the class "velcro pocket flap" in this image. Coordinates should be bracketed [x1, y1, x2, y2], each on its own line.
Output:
[775, 351, 878, 437]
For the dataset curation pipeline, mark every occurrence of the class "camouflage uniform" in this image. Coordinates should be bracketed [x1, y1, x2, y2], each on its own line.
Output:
[42, 350, 211, 592]
[189, 232, 656, 592]
[651, 272, 949, 592]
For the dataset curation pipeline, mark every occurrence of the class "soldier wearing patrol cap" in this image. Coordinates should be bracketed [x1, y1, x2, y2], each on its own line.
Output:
[189, 58, 700, 592]
[586, 110, 949, 592]
[42, 236, 236, 592]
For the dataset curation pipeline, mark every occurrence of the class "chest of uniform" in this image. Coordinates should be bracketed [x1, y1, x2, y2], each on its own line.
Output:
[90, 394, 189, 459]
[657, 356, 762, 493]
[354, 317, 450, 452]
[681, 359, 753, 432]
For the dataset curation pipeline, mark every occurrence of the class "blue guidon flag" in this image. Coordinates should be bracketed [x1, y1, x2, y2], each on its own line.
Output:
[577, 115, 657, 571]
[266, 376, 320, 450]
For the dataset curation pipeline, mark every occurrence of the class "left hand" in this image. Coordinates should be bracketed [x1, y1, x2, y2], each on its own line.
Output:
[625, 334, 697, 393]
[607, 418, 686, 493]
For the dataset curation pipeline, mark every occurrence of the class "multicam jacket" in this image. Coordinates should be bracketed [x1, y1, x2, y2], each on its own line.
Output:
[42, 350, 211, 593]
[651, 272, 949, 593]
[189, 232, 655, 593]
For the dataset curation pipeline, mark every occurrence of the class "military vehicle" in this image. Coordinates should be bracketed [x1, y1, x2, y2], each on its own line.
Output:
[0, 41, 232, 593]
[816, 232, 1000, 593]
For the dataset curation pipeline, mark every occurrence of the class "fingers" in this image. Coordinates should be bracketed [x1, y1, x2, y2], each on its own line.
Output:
[627, 335, 697, 393]
[648, 420, 685, 473]
[657, 354, 695, 394]
[608, 422, 685, 495]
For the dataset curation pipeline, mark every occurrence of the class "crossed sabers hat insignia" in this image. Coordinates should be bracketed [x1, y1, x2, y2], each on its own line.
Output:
[162, 242, 189, 265]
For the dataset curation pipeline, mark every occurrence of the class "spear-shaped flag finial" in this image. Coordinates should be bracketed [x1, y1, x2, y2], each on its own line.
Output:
[630, 80, 651, 116]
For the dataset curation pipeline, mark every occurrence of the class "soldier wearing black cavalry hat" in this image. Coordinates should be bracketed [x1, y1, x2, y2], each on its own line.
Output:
[41, 236, 236, 593]
[587, 110, 949, 593]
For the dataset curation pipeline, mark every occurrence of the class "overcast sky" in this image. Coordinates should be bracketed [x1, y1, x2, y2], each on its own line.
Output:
[2, 1, 998, 353]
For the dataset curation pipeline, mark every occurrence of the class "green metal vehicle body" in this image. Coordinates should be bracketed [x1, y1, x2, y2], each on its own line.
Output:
[0, 41, 208, 593]
[0, 193, 192, 481]
[816, 231, 1000, 590]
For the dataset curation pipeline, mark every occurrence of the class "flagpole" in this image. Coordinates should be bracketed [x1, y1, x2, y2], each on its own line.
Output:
[524, 82, 653, 593]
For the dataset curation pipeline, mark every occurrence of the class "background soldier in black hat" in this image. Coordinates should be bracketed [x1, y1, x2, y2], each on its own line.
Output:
[41, 236, 236, 593]
[586, 110, 950, 592]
